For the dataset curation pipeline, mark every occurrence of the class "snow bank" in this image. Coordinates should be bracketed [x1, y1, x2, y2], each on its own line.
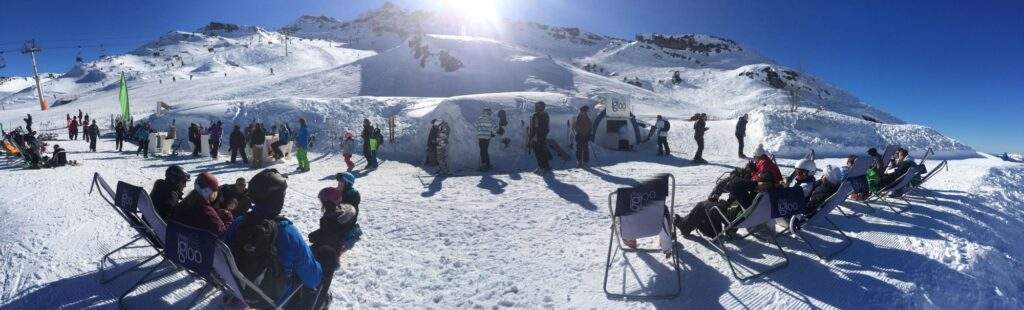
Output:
[749, 107, 975, 159]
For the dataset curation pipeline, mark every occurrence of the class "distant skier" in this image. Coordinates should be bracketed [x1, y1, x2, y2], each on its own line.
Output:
[476, 108, 496, 171]
[69, 118, 79, 140]
[115, 120, 126, 151]
[692, 113, 709, 164]
[296, 118, 311, 172]
[652, 115, 671, 156]
[434, 119, 451, 175]
[736, 114, 748, 158]
[529, 101, 551, 173]
[66, 114, 74, 140]
[87, 120, 99, 152]
[572, 106, 592, 168]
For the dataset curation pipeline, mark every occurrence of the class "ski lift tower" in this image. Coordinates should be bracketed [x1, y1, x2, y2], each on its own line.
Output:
[21, 40, 47, 111]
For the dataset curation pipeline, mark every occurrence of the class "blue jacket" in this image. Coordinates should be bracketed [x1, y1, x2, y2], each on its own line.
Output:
[223, 215, 322, 290]
[278, 126, 290, 143]
[296, 125, 310, 149]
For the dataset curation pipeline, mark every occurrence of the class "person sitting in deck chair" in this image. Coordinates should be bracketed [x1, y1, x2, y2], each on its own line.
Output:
[800, 165, 844, 216]
[789, 158, 818, 197]
[877, 148, 915, 190]
[673, 170, 781, 238]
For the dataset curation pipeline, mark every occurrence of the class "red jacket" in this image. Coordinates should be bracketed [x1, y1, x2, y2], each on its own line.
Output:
[751, 155, 783, 183]
[172, 191, 234, 236]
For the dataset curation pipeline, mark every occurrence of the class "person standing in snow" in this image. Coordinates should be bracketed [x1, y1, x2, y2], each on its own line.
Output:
[115, 120, 126, 151]
[342, 130, 356, 171]
[529, 101, 551, 173]
[135, 123, 152, 158]
[361, 119, 373, 169]
[24, 114, 32, 132]
[692, 113, 709, 163]
[69, 118, 79, 140]
[87, 120, 99, 152]
[434, 120, 451, 175]
[367, 127, 382, 169]
[65, 114, 73, 140]
[736, 114, 748, 158]
[424, 119, 439, 167]
[476, 108, 496, 171]
[208, 121, 224, 159]
[250, 123, 266, 168]
[272, 122, 291, 160]
[572, 106, 592, 168]
[296, 118, 311, 172]
[653, 115, 671, 156]
[188, 123, 201, 157]
[229, 125, 248, 164]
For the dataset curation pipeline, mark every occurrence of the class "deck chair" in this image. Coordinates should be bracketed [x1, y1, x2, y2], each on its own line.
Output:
[603, 174, 681, 299]
[786, 181, 855, 261]
[704, 187, 805, 281]
[880, 145, 900, 168]
[906, 160, 947, 201]
[861, 166, 921, 214]
[834, 157, 875, 217]
[89, 173, 165, 285]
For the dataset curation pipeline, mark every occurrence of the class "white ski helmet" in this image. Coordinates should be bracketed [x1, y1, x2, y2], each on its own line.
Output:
[795, 158, 817, 172]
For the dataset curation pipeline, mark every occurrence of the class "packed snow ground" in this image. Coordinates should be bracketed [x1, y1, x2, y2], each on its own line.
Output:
[1, 130, 1022, 309]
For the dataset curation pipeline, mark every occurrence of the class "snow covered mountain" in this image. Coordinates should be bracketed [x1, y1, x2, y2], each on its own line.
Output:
[0, 2, 974, 164]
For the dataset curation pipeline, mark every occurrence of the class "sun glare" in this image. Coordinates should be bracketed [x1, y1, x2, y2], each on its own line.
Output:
[441, 0, 501, 26]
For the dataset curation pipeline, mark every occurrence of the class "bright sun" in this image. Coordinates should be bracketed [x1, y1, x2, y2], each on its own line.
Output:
[441, 0, 501, 24]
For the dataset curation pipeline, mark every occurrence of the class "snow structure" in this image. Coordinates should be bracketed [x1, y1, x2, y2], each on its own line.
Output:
[1, 3, 1022, 309]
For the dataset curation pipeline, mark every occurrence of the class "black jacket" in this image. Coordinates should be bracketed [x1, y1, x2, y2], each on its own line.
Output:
[694, 119, 708, 138]
[530, 111, 550, 141]
[150, 179, 184, 220]
[249, 126, 265, 146]
[805, 179, 839, 215]
[735, 116, 747, 137]
[229, 129, 245, 148]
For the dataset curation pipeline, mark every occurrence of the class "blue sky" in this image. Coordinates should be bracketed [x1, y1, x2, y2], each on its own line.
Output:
[1, 0, 1021, 153]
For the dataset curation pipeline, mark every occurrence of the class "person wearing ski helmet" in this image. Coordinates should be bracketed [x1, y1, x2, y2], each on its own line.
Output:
[150, 165, 190, 220]
[529, 101, 551, 172]
[790, 158, 818, 197]
[173, 172, 233, 236]
[223, 169, 323, 295]
[335, 172, 361, 210]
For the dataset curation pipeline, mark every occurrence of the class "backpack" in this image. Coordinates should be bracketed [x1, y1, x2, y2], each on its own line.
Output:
[661, 119, 670, 132]
[230, 215, 282, 306]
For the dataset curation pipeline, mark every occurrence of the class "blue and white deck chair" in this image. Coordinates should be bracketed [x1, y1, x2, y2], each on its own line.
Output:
[90, 173, 165, 285]
[906, 159, 947, 202]
[705, 187, 805, 281]
[784, 159, 869, 261]
[603, 173, 680, 299]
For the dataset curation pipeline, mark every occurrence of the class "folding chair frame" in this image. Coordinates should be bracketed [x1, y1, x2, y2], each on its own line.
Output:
[905, 160, 947, 203]
[702, 200, 790, 282]
[859, 167, 920, 214]
[603, 175, 681, 300]
[90, 174, 165, 285]
[783, 182, 855, 261]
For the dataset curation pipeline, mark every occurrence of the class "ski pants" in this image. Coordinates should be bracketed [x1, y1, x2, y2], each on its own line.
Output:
[209, 139, 220, 158]
[251, 146, 264, 168]
[436, 146, 449, 173]
[89, 137, 97, 152]
[533, 139, 550, 170]
[137, 141, 149, 158]
[191, 139, 201, 157]
[343, 153, 354, 170]
[297, 148, 310, 171]
[736, 134, 745, 157]
[115, 135, 124, 151]
[575, 136, 589, 164]
[657, 136, 670, 155]
[693, 135, 705, 161]
[230, 146, 248, 164]
[478, 138, 491, 166]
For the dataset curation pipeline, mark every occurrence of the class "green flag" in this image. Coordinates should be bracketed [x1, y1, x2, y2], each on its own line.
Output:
[118, 73, 130, 122]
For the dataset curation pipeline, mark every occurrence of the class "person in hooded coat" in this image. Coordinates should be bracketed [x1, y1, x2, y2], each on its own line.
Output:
[87, 120, 100, 152]
[115, 120, 126, 151]
[342, 130, 356, 171]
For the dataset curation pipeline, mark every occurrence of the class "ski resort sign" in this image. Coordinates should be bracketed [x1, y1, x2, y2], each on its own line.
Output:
[606, 100, 632, 118]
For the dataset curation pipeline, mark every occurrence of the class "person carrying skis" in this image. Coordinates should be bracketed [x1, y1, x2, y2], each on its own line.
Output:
[342, 130, 356, 171]
[229, 125, 248, 164]
[296, 118, 311, 172]
[475, 108, 496, 171]
[208, 121, 223, 159]
[692, 113, 709, 163]
[115, 120, 126, 151]
[653, 115, 671, 156]
[529, 101, 551, 173]
[736, 114, 748, 158]
[250, 123, 266, 168]
[87, 120, 99, 152]
[572, 106, 592, 168]
[434, 119, 451, 175]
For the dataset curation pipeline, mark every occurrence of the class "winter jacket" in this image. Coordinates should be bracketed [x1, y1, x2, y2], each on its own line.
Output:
[342, 138, 355, 155]
[167, 124, 177, 140]
[173, 191, 233, 237]
[529, 111, 550, 142]
[361, 122, 372, 144]
[435, 122, 450, 148]
[751, 155, 783, 184]
[218, 184, 252, 217]
[426, 124, 439, 148]
[655, 119, 670, 137]
[150, 178, 184, 221]
[694, 119, 708, 138]
[735, 116, 748, 137]
[188, 125, 200, 142]
[87, 124, 100, 139]
[792, 176, 816, 198]
[70, 120, 79, 133]
[224, 214, 323, 289]
[136, 126, 151, 142]
[278, 126, 290, 143]
[296, 125, 310, 149]
[229, 129, 245, 148]
[342, 187, 361, 212]
[250, 126, 265, 146]
[573, 112, 592, 140]
[115, 123, 126, 137]
[207, 124, 223, 142]
[804, 178, 839, 215]
[476, 114, 495, 140]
